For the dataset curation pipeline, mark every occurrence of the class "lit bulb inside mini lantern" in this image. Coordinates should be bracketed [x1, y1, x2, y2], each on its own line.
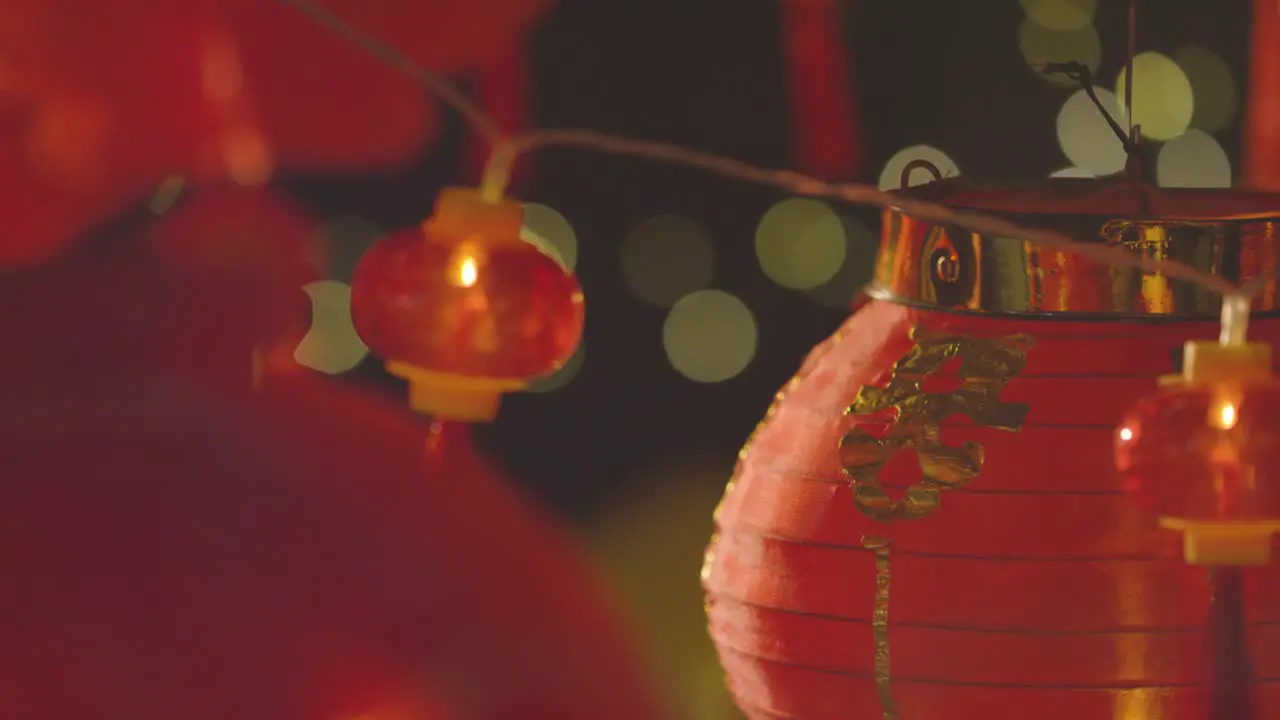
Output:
[1115, 325, 1280, 566]
[1217, 399, 1239, 430]
[350, 188, 584, 422]
[453, 250, 479, 288]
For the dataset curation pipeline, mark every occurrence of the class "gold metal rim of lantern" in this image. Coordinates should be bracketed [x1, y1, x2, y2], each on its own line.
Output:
[868, 177, 1280, 319]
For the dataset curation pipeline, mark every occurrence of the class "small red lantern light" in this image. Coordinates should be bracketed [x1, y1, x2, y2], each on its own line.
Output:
[1114, 307, 1280, 720]
[1117, 334, 1280, 567]
[350, 187, 583, 421]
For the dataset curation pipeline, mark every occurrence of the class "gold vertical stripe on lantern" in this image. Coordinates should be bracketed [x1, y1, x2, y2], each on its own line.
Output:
[861, 536, 898, 720]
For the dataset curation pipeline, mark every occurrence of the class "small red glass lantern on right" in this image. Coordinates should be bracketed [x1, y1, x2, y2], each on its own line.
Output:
[1116, 300, 1280, 567]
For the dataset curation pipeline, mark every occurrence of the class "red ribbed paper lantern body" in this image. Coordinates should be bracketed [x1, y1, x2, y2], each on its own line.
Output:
[703, 182, 1280, 720]
[706, 302, 1280, 719]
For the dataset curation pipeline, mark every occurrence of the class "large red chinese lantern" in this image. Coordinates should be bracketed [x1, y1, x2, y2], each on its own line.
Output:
[703, 177, 1280, 719]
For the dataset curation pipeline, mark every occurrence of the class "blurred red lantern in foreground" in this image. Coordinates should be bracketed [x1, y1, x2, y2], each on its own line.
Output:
[0, 371, 665, 719]
[0, 0, 551, 267]
[0, 191, 662, 719]
[141, 184, 321, 387]
[704, 179, 1280, 719]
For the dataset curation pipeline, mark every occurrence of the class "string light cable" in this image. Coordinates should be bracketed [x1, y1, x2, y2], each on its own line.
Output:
[277, 0, 1264, 349]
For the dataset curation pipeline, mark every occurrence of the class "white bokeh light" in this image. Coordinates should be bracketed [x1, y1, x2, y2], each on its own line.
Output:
[1115, 52, 1195, 141]
[755, 198, 846, 290]
[1020, 0, 1098, 30]
[1049, 166, 1096, 178]
[295, 280, 369, 375]
[878, 145, 960, 190]
[1056, 87, 1126, 177]
[1174, 44, 1237, 134]
[1157, 129, 1232, 188]
[521, 202, 577, 270]
[663, 290, 757, 383]
[806, 214, 877, 310]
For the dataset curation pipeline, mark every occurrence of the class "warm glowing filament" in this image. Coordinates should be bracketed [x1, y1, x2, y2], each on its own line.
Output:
[445, 242, 484, 289]
[1219, 402, 1238, 430]
[458, 255, 478, 287]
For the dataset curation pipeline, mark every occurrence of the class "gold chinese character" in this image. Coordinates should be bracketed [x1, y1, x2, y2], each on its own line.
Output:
[839, 328, 1033, 522]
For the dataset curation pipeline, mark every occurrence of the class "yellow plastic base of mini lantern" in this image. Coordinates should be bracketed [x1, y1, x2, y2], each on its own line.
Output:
[386, 361, 526, 422]
[1159, 517, 1280, 566]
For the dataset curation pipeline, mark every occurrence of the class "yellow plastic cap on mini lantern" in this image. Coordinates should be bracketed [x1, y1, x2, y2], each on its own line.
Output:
[1159, 517, 1280, 566]
[425, 187, 526, 244]
[1182, 340, 1272, 384]
[1117, 337, 1280, 568]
